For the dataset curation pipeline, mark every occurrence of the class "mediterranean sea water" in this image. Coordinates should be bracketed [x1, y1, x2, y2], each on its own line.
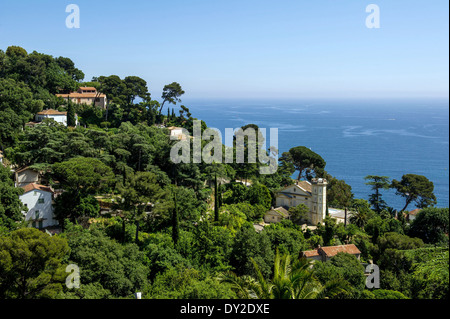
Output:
[184, 98, 449, 210]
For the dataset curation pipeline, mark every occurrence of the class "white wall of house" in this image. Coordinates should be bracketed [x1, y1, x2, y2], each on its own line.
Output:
[310, 181, 327, 225]
[20, 189, 57, 229]
[35, 114, 67, 126]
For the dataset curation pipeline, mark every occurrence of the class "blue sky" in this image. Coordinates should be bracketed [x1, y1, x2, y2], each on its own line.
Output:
[0, 0, 448, 99]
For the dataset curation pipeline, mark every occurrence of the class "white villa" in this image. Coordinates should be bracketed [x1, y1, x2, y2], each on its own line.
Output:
[19, 183, 58, 229]
[34, 109, 78, 126]
[275, 178, 328, 225]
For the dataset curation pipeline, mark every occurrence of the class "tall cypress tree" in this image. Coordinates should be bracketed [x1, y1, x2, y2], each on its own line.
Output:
[214, 173, 219, 223]
[172, 187, 179, 245]
[67, 97, 76, 127]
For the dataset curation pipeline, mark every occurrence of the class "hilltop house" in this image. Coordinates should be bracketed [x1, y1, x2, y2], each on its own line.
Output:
[299, 244, 361, 262]
[275, 178, 328, 225]
[19, 183, 58, 229]
[167, 126, 189, 141]
[56, 87, 107, 109]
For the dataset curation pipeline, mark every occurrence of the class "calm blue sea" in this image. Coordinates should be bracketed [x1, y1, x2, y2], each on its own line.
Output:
[183, 98, 449, 210]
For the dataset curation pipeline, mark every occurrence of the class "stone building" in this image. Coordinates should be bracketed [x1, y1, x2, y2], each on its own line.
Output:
[275, 178, 328, 225]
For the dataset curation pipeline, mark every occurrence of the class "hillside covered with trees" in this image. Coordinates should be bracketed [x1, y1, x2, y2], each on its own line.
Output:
[0, 46, 448, 300]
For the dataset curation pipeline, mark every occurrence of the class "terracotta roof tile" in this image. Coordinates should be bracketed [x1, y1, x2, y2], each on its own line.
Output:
[56, 93, 106, 98]
[21, 183, 54, 194]
[302, 250, 320, 257]
[320, 244, 361, 257]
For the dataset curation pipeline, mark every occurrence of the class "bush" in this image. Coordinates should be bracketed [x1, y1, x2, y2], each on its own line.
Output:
[147, 267, 236, 299]
[372, 289, 409, 299]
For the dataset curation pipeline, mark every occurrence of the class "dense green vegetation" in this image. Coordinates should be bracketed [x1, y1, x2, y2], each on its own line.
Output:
[0, 46, 448, 300]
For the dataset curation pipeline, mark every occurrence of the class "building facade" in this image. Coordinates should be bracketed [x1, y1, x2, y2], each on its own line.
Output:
[19, 183, 58, 229]
[56, 87, 107, 109]
[15, 167, 40, 188]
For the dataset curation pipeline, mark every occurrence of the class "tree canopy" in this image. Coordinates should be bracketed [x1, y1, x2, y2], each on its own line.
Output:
[279, 146, 326, 181]
[391, 174, 437, 211]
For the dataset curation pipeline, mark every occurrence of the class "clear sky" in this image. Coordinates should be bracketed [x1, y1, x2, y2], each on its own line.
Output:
[0, 0, 448, 99]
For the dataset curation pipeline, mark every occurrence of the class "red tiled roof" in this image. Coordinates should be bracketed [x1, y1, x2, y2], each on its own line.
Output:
[302, 250, 320, 258]
[21, 183, 54, 194]
[320, 244, 361, 257]
[56, 93, 106, 98]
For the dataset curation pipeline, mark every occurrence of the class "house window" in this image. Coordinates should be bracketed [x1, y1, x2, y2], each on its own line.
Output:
[35, 210, 40, 220]
[34, 191, 38, 196]
[38, 198, 45, 204]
